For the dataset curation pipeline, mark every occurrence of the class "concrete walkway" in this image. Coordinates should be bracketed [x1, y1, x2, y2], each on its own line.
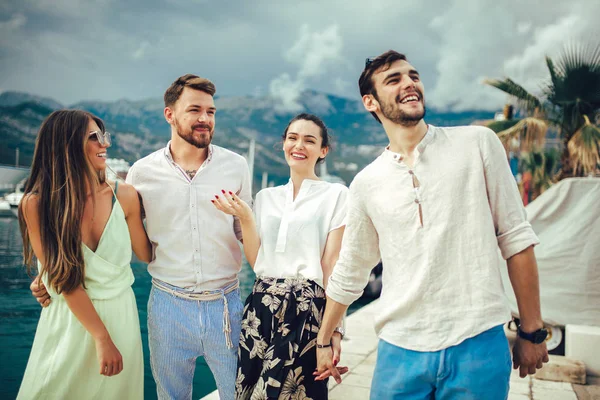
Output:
[202, 298, 599, 399]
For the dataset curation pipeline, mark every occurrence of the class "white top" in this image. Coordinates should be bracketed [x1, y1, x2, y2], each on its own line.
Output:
[326, 125, 540, 351]
[253, 179, 348, 287]
[126, 143, 252, 291]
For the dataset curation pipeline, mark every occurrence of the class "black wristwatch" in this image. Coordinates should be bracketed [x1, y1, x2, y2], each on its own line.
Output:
[517, 326, 548, 344]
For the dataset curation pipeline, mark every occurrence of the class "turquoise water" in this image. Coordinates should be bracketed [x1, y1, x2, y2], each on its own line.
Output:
[0, 216, 371, 399]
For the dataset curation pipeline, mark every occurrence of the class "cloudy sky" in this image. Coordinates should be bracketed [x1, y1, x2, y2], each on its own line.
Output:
[0, 0, 598, 111]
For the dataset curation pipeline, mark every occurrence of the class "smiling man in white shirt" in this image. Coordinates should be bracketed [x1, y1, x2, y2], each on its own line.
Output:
[125, 75, 251, 400]
[315, 51, 549, 399]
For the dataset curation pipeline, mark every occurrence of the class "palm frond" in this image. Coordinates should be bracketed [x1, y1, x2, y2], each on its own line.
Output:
[486, 118, 520, 134]
[546, 56, 559, 87]
[545, 43, 600, 123]
[484, 78, 543, 115]
[496, 117, 548, 153]
[568, 115, 600, 176]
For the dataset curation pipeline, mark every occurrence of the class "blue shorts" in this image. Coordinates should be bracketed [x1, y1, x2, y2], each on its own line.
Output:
[371, 325, 512, 400]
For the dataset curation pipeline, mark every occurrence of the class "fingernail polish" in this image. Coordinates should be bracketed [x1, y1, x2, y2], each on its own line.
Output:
[215, 195, 219, 199]
[229, 191, 233, 195]
[221, 189, 225, 193]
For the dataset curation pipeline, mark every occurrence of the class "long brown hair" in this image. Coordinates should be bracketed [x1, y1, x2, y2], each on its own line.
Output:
[18, 109, 106, 294]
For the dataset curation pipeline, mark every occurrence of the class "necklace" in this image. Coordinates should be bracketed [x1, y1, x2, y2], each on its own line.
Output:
[185, 169, 197, 179]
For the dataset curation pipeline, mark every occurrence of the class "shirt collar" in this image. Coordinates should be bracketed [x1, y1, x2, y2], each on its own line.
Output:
[381, 124, 435, 163]
[164, 141, 214, 167]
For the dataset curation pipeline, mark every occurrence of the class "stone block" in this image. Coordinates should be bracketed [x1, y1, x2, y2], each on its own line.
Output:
[534, 355, 586, 385]
[565, 324, 600, 377]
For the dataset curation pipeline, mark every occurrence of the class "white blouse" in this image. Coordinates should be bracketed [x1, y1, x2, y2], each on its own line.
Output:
[253, 179, 348, 287]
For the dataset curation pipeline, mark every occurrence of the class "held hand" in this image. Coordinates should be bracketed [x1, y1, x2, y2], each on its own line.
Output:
[512, 338, 549, 378]
[30, 276, 51, 307]
[314, 333, 348, 383]
[95, 336, 123, 377]
[331, 332, 342, 366]
[211, 190, 253, 221]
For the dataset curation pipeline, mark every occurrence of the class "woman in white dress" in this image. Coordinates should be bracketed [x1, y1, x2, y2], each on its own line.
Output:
[212, 113, 349, 399]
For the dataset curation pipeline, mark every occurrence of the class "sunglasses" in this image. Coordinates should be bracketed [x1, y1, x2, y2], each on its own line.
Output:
[365, 57, 375, 68]
[88, 130, 112, 147]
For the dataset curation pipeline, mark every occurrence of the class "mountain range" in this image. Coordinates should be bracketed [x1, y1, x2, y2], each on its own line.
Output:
[0, 90, 494, 188]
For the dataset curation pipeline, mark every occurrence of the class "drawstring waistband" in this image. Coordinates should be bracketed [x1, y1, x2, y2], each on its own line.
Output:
[152, 279, 239, 349]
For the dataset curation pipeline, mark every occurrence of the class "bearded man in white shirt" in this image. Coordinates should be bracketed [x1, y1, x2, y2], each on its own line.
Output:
[314, 51, 549, 399]
[125, 75, 252, 400]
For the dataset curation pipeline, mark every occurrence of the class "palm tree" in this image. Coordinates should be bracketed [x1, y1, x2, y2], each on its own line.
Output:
[521, 148, 560, 201]
[485, 43, 600, 179]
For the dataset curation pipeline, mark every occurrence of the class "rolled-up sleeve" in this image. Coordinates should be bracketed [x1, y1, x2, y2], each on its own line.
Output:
[326, 180, 381, 305]
[480, 128, 539, 259]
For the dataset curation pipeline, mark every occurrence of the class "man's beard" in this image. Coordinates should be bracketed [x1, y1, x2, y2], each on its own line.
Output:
[175, 119, 214, 148]
[379, 92, 426, 127]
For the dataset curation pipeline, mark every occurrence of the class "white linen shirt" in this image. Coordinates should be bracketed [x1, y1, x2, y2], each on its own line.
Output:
[253, 180, 348, 288]
[126, 143, 252, 291]
[326, 125, 540, 351]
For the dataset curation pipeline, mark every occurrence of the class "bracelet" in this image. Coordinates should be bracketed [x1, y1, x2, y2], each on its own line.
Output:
[316, 342, 332, 348]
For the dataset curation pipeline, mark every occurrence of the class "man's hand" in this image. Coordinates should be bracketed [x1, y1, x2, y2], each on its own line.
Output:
[512, 337, 549, 378]
[30, 276, 51, 307]
[314, 333, 349, 383]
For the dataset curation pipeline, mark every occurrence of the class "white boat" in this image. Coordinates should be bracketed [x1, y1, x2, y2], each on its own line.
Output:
[3, 191, 23, 217]
[0, 199, 13, 217]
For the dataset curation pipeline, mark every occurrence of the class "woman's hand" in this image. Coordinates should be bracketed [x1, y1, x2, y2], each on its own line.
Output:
[331, 331, 343, 366]
[95, 336, 123, 376]
[212, 190, 253, 222]
[314, 332, 348, 383]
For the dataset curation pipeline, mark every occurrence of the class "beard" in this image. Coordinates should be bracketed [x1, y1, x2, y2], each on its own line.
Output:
[378, 91, 426, 127]
[174, 118, 214, 148]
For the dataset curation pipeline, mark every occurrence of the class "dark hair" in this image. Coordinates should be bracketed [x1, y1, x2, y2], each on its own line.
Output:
[281, 113, 330, 164]
[164, 74, 216, 108]
[358, 50, 408, 124]
[19, 109, 106, 294]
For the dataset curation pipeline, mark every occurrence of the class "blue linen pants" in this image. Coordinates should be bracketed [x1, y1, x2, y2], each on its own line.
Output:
[147, 280, 243, 400]
[371, 325, 512, 400]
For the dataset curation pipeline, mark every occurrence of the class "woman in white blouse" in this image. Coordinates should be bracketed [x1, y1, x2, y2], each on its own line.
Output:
[212, 113, 349, 399]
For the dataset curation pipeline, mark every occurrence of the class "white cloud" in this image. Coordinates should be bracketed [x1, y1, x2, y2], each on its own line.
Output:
[285, 25, 344, 79]
[517, 22, 532, 35]
[428, 0, 598, 111]
[333, 78, 351, 94]
[269, 24, 345, 112]
[0, 13, 26, 31]
[132, 41, 150, 60]
[504, 5, 600, 94]
[269, 73, 303, 112]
